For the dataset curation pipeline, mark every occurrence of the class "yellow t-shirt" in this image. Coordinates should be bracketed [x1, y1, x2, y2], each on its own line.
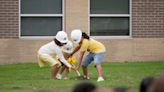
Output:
[79, 38, 106, 53]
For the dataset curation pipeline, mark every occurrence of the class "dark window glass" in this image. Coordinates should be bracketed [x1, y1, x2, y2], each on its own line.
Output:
[21, 0, 62, 14]
[90, 0, 129, 14]
[21, 17, 62, 36]
[90, 17, 129, 36]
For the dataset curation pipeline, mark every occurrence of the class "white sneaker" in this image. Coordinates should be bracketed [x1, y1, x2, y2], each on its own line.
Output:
[87, 76, 90, 80]
[83, 75, 90, 80]
[97, 77, 104, 82]
[56, 74, 62, 80]
[63, 77, 69, 80]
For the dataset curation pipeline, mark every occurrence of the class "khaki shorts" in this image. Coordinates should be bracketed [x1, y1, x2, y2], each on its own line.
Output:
[37, 53, 61, 67]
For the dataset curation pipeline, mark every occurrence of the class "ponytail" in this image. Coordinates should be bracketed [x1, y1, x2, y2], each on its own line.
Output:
[82, 32, 90, 40]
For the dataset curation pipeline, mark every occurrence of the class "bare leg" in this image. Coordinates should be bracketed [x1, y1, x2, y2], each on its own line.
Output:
[82, 65, 88, 77]
[96, 64, 103, 77]
[64, 67, 69, 78]
[59, 65, 66, 75]
[50, 64, 59, 80]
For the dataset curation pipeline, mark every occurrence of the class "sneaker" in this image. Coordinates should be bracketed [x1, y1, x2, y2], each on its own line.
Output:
[76, 76, 90, 80]
[63, 77, 69, 80]
[76, 76, 84, 80]
[56, 74, 62, 80]
[84, 76, 90, 80]
[97, 77, 104, 82]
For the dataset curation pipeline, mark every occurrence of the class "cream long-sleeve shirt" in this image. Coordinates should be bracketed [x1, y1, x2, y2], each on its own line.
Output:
[38, 41, 71, 68]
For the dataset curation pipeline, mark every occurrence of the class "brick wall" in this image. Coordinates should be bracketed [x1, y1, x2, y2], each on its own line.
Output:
[0, 0, 163, 39]
[65, 0, 88, 35]
[0, 0, 19, 38]
[0, 0, 164, 64]
[132, 0, 164, 38]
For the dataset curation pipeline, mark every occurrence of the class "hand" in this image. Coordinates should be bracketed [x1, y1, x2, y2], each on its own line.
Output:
[75, 66, 80, 71]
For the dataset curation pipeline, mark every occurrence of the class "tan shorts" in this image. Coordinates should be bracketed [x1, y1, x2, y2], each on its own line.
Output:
[37, 53, 61, 67]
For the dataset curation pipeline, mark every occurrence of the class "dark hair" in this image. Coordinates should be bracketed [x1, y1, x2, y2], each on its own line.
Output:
[140, 77, 155, 92]
[82, 32, 90, 40]
[54, 38, 64, 47]
[72, 82, 96, 92]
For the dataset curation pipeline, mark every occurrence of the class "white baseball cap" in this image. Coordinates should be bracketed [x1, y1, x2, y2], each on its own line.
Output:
[62, 41, 73, 54]
[71, 29, 82, 44]
[55, 31, 68, 43]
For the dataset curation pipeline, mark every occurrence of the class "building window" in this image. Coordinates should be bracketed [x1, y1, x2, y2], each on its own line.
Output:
[20, 0, 63, 37]
[90, 0, 131, 37]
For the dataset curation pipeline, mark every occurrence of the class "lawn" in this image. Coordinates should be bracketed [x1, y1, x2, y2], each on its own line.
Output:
[0, 62, 163, 92]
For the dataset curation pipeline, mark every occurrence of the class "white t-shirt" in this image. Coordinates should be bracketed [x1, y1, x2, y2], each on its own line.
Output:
[38, 41, 71, 68]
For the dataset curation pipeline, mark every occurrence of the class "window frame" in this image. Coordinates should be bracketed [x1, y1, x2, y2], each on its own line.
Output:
[19, 0, 65, 39]
[88, 0, 132, 39]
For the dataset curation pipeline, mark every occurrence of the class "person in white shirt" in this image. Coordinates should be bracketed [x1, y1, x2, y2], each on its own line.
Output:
[37, 31, 72, 80]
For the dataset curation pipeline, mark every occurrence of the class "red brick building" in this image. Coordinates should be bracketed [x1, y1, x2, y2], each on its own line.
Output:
[0, 0, 164, 64]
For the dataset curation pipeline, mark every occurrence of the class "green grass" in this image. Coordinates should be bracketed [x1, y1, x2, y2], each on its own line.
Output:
[0, 62, 164, 92]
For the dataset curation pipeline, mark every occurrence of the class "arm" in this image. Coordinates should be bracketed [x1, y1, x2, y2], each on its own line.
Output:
[69, 45, 81, 57]
[56, 49, 72, 68]
[76, 51, 85, 70]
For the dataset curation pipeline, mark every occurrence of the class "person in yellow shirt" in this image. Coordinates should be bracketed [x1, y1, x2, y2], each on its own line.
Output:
[69, 29, 106, 82]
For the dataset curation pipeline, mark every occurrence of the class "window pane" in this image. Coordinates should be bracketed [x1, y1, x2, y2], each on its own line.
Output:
[21, 17, 62, 36]
[21, 0, 62, 14]
[90, 0, 129, 14]
[90, 17, 129, 36]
